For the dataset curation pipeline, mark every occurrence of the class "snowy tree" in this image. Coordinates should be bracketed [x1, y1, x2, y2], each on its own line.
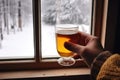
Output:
[42, 0, 92, 25]
[3, 0, 9, 34]
[9, 0, 18, 32]
[76, 0, 92, 25]
[57, 0, 81, 24]
[0, 0, 33, 49]
[9, 0, 32, 31]
[42, 0, 57, 25]
[58, 0, 91, 25]
[20, 0, 32, 25]
[0, 0, 32, 43]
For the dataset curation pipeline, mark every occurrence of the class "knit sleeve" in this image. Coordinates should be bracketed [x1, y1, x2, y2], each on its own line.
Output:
[90, 51, 112, 80]
[96, 54, 120, 80]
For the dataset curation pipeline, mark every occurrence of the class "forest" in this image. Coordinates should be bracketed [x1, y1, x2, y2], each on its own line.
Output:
[0, 0, 92, 58]
[0, 0, 32, 48]
[42, 0, 91, 25]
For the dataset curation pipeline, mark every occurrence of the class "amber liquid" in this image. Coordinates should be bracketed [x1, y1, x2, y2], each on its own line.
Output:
[56, 30, 79, 57]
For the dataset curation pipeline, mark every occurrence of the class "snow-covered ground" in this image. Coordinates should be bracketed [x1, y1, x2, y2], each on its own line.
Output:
[0, 23, 34, 59]
[0, 21, 90, 59]
[41, 24, 59, 58]
[0, 22, 59, 59]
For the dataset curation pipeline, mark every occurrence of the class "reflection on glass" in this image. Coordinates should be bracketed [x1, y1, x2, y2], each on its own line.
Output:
[0, 0, 34, 59]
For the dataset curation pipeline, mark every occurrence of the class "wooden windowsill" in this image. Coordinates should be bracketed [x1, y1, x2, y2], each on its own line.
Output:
[0, 68, 90, 80]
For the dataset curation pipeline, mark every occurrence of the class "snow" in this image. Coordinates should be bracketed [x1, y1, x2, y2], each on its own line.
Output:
[41, 24, 59, 58]
[0, 0, 92, 59]
[0, 22, 90, 59]
[0, 23, 34, 59]
[0, 21, 60, 59]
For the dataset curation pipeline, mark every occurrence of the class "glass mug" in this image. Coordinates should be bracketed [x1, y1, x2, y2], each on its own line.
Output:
[55, 24, 79, 66]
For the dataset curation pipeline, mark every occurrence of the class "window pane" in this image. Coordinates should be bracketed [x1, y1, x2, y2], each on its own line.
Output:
[0, 0, 34, 59]
[41, 0, 92, 58]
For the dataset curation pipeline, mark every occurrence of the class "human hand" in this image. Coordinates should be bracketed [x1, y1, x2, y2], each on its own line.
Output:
[64, 31, 104, 66]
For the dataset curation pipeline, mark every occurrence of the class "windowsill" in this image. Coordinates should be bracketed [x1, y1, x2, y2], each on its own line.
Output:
[0, 68, 91, 80]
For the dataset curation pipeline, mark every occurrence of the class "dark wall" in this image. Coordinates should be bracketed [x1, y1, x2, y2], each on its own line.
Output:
[104, 0, 120, 54]
[114, 0, 120, 53]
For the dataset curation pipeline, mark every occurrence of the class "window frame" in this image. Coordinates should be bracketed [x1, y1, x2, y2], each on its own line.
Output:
[0, 0, 108, 71]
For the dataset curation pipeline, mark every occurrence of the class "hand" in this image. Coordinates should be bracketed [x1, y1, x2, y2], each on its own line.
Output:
[64, 31, 104, 66]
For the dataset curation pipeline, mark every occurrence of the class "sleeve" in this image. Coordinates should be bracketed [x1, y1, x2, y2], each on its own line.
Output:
[90, 51, 112, 80]
[96, 54, 120, 80]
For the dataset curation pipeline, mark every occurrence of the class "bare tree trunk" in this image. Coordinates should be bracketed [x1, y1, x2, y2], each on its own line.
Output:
[9, 0, 17, 34]
[0, 1, 3, 48]
[6, 0, 9, 34]
[0, 20, 2, 48]
[18, 0, 22, 31]
[0, 18, 3, 41]
[3, 0, 9, 34]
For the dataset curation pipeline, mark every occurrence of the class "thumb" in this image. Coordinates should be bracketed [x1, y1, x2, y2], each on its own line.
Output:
[64, 42, 84, 55]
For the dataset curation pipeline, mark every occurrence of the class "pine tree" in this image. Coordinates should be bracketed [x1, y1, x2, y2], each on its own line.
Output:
[42, 0, 57, 25]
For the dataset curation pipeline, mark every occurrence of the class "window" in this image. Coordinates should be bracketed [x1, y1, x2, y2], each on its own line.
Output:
[0, 0, 107, 71]
[0, 0, 34, 59]
[41, 0, 92, 58]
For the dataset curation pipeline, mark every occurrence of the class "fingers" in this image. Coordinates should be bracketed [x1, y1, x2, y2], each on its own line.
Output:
[78, 31, 92, 38]
[72, 53, 81, 59]
[86, 37, 104, 51]
[77, 31, 96, 46]
[64, 42, 84, 55]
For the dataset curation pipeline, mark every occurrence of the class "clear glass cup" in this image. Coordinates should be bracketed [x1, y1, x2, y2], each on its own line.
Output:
[55, 24, 79, 66]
